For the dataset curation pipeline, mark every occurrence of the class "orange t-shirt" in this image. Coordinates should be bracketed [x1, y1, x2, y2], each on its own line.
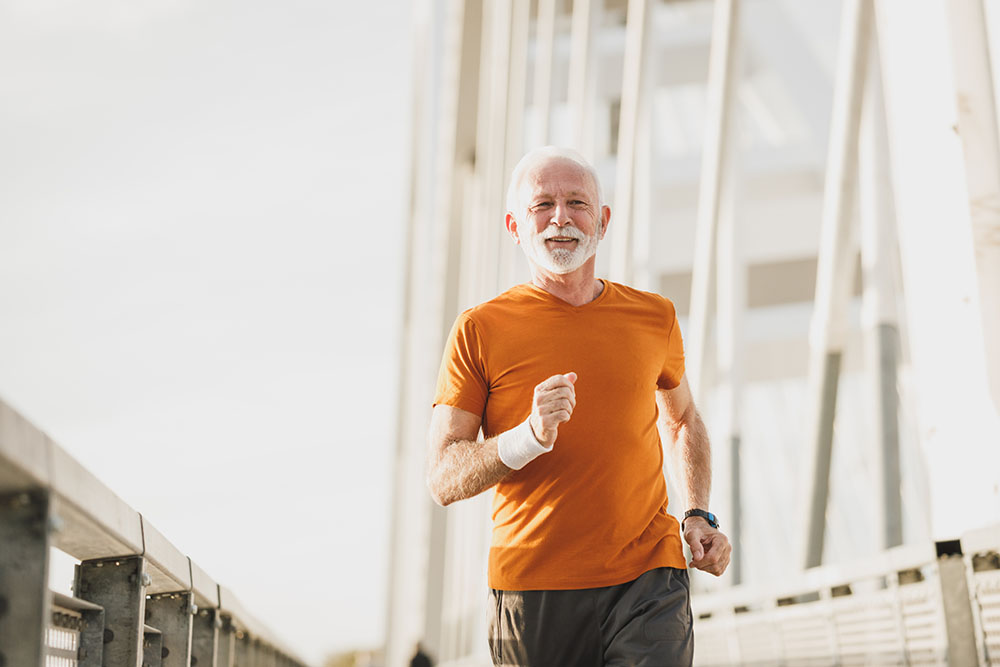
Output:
[433, 280, 688, 591]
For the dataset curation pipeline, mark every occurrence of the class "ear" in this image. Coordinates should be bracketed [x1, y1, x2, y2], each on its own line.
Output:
[599, 205, 611, 240]
[505, 212, 521, 245]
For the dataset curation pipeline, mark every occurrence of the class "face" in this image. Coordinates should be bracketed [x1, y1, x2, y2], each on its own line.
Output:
[507, 158, 609, 275]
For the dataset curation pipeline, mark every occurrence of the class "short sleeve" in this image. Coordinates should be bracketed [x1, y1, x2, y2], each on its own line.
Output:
[656, 300, 686, 389]
[433, 311, 490, 417]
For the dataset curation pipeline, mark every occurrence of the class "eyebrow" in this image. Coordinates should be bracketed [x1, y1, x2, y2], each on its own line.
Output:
[529, 190, 592, 201]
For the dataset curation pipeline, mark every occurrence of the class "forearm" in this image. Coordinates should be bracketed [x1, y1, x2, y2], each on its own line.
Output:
[427, 375, 573, 506]
[427, 435, 511, 506]
[667, 405, 712, 510]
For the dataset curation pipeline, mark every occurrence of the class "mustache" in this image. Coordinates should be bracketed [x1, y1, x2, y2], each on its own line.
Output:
[541, 226, 588, 241]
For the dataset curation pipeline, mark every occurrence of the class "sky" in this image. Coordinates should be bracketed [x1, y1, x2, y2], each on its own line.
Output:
[0, 0, 411, 662]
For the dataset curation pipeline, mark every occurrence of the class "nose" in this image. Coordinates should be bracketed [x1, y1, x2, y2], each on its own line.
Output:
[551, 202, 572, 226]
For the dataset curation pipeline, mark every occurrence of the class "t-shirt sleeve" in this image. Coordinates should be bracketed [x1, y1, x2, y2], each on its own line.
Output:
[657, 300, 686, 390]
[433, 310, 489, 417]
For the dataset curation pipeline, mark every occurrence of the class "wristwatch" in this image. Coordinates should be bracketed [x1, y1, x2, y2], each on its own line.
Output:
[683, 509, 719, 530]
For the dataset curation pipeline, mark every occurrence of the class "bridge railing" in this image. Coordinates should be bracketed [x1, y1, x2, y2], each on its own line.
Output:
[0, 398, 310, 667]
[692, 526, 1000, 665]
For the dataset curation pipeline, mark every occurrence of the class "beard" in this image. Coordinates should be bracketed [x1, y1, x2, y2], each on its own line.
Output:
[521, 223, 601, 274]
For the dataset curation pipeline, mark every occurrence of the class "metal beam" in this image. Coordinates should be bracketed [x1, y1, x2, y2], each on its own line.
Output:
[77, 555, 149, 667]
[533, 0, 558, 145]
[859, 18, 903, 550]
[476, 0, 513, 299]
[945, 0, 1000, 414]
[500, 0, 532, 290]
[876, 0, 1000, 539]
[144, 625, 163, 667]
[191, 606, 219, 667]
[141, 519, 192, 595]
[145, 591, 195, 666]
[217, 615, 235, 667]
[632, 68, 654, 291]
[235, 632, 250, 667]
[802, 0, 871, 570]
[383, 0, 437, 663]
[609, 0, 652, 284]
[568, 0, 599, 158]
[687, 0, 741, 402]
[423, 0, 489, 659]
[935, 542, 979, 665]
[0, 491, 51, 667]
[716, 134, 745, 585]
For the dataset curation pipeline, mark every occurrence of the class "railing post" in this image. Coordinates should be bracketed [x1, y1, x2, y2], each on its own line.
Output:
[73, 601, 106, 666]
[0, 490, 51, 667]
[76, 555, 149, 667]
[235, 631, 250, 666]
[217, 615, 235, 667]
[253, 636, 264, 667]
[145, 591, 195, 665]
[935, 540, 979, 665]
[191, 606, 220, 667]
[143, 625, 163, 667]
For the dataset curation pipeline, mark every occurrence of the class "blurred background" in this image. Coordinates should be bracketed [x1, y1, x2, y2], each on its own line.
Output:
[2, 0, 1000, 666]
[388, 0, 1000, 665]
[1, 0, 409, 664]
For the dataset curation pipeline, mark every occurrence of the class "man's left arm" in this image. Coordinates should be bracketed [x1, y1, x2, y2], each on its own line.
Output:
[656, 375, 732, 577]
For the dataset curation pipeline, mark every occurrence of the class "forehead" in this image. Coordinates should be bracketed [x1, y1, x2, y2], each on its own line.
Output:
[519, 157, 597, 200]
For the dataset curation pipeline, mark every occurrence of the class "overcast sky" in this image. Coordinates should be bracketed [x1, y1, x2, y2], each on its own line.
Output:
[0, 0, 410, 661]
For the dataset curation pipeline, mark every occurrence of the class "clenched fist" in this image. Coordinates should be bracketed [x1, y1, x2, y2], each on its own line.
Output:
[529, 372, 578, 447]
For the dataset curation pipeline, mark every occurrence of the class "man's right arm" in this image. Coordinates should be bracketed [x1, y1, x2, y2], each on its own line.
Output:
[426, 372, 577, 506]
[426, 405, 510, 506]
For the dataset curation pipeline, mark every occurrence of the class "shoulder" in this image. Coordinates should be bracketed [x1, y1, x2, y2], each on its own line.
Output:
[461, 283, 538, 325]
[604, 281, 677, 317]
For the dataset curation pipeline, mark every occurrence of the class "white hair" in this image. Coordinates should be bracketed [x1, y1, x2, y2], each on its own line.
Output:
[505, 146, 605, 216]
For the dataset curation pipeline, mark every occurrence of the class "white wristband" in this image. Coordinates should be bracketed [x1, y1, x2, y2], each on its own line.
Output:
[497, 418, 553, 470]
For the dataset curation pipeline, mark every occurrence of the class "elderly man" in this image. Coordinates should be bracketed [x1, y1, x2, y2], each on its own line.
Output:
[427, 146, 730, 666]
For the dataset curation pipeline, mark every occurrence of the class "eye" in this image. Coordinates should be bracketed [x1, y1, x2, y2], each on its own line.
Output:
[531, 202, 553, 211]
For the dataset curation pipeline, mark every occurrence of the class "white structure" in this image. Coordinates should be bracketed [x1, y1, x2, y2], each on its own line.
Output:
[386, 0, 1000, 664]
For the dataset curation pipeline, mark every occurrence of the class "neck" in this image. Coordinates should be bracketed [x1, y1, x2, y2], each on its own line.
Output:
[528, 262, 604, 306]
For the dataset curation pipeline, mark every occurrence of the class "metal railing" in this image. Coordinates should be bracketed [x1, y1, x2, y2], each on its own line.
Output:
[692, 525, 1000, 665]
[0, 398, 309, 667]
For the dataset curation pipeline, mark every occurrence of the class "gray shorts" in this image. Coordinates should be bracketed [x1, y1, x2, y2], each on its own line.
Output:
[487, 567, 693, 667]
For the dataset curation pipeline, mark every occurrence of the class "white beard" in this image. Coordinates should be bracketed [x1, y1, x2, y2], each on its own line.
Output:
[521, 224, 600, 274]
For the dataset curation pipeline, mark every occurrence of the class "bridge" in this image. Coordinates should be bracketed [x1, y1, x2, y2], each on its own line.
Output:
[4, 391, 1000, 665]
[0, 398, 308, 667]
[692, 529, 1000, 664]
[4, 0, 1000, 665]
[385, 0, 1000, 664]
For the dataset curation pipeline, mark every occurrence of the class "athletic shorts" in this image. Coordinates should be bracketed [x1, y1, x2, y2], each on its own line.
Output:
[487, 567, 693, 667]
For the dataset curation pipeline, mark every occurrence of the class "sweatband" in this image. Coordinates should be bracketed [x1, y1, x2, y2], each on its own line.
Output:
[497, 418, 553, 470]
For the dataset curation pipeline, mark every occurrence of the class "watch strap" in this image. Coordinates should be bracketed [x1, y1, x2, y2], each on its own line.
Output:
[683, 509, 719, 530]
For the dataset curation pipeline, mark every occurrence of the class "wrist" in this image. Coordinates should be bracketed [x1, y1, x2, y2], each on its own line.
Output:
[683, 516, 709, 527]
[682, 509, 719, 530]
[497, 418, 553, 470]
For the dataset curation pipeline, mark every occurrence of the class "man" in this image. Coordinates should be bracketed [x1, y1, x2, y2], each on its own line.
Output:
[426, 146, 731, 666]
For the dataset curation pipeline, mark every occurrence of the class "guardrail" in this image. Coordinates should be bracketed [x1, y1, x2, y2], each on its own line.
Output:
[692, 526, 1000, 665]
[0, 398, 310, 667]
